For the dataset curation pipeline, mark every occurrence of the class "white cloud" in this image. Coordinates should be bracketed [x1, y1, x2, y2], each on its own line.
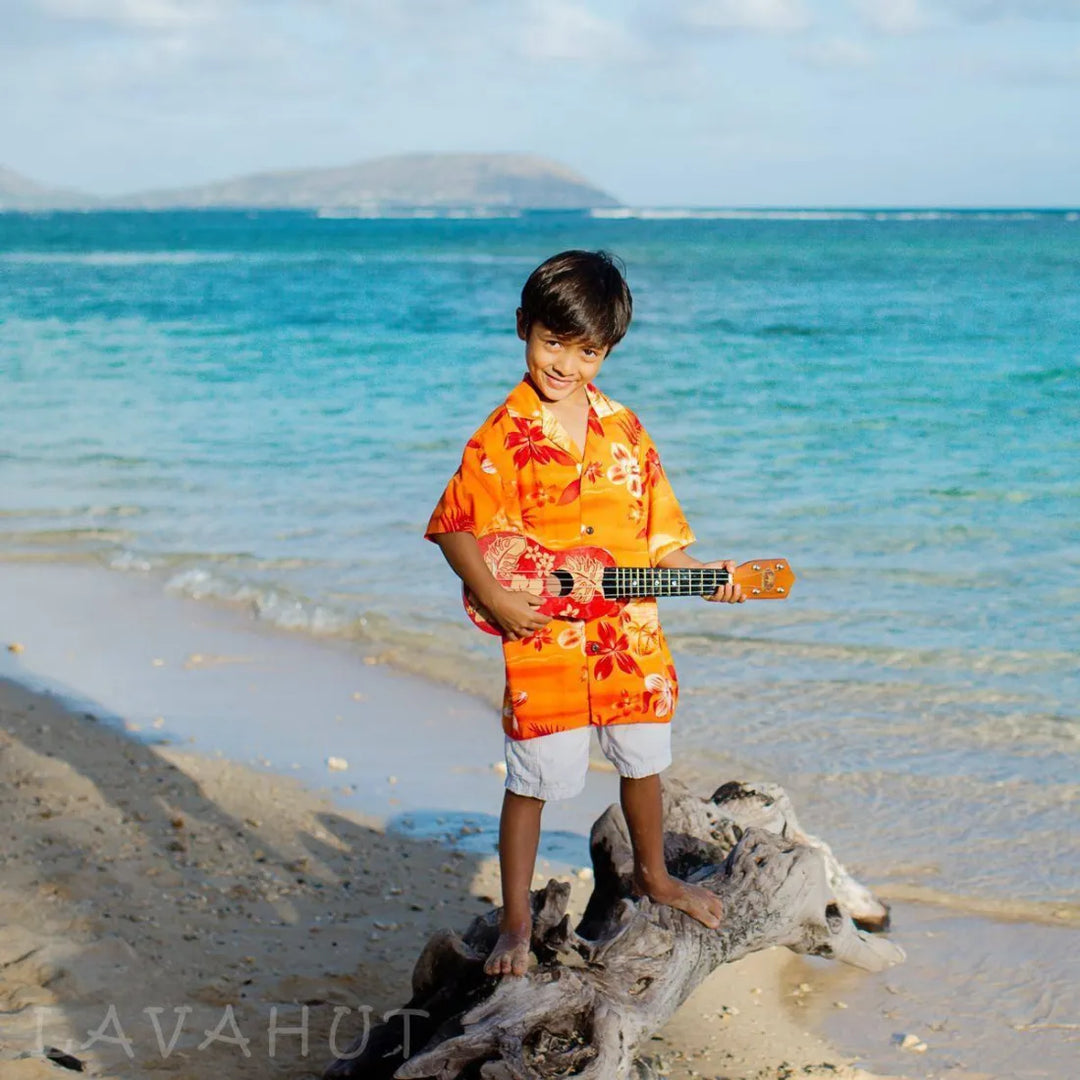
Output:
[851, 0, 1080, 34]
[943, 0, 1080, 20]
[34, 0, 222, 31]
[678, 0, 812, 34]
[521, 0, 642, 61]
[850, 0, 932, 34]
[796, 35, 875, 68]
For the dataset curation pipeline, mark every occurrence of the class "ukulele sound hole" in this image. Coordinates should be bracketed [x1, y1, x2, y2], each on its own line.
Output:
[550, 569, 575, 597]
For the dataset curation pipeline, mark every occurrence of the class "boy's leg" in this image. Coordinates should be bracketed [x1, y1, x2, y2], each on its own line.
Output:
[491, 727, 590, 976]
[598, 724, 723, 929]
[620, 773, 723, 928]
[487, 790, 543, 976]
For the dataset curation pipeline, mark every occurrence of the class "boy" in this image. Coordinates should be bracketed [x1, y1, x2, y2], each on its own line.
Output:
[425, 250, 743, 977]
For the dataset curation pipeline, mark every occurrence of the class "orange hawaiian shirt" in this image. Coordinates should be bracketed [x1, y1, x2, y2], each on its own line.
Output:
[425, 376, 696, 741]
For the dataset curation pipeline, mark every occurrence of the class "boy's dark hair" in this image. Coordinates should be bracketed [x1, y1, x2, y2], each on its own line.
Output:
[519, 250, 632, 348]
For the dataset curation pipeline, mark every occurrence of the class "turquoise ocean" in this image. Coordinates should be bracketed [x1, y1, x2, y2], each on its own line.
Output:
[1, 211, 1078, 1068]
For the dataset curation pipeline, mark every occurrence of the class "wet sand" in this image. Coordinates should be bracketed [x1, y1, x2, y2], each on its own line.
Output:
[0, 561, 936, 1078]
[0, 673, 911, 1080]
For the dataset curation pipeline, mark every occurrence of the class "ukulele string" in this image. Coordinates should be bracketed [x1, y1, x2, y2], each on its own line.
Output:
[488, 568, 733, 595]
[483, 570, 732, 578]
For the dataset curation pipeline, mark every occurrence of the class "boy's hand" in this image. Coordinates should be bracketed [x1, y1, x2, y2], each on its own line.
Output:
[484, 588, 552, 641]
[702, 560, 744, 603]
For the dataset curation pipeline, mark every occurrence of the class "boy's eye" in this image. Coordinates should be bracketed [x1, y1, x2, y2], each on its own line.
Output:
[546, 339, 561, 348]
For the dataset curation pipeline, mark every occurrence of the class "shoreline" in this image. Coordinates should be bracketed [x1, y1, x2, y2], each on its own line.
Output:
[0, 676, 895, 1080]
[5, 555, 1074, 931]
[2, 557, 1071, 1078]
[0, 558, 911, 1080]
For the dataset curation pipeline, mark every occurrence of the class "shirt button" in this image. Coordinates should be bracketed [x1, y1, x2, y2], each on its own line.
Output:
[588, 642, 600, 655]
[583, 525, 594, 535]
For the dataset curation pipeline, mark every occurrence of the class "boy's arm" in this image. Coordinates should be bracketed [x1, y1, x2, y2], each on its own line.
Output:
[431, 531, 553, 639]
[655, 548, 744, 603]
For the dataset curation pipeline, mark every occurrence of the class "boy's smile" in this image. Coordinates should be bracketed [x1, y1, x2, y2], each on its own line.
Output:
[517, 312, 609, 407]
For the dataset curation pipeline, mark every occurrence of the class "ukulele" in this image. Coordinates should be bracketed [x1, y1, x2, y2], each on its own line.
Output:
[464, 531, 795, 635]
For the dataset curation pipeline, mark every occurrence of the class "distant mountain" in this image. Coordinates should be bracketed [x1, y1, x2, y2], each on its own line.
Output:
[0, 165, 98, 211]
[110, 153, 619, 211]
[1, 155, 617, 212]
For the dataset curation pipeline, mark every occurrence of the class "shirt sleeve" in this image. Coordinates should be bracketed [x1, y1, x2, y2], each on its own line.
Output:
[424, 429, 506, 542]
[639, 424, 696, 564]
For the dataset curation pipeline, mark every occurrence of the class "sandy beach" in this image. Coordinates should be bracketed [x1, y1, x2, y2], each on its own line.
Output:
[0, 678, 907, 1080]
[0, 561, 926, 1080]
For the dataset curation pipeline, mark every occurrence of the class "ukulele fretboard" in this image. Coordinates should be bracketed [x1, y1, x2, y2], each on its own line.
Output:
[601, 567, 730, 599]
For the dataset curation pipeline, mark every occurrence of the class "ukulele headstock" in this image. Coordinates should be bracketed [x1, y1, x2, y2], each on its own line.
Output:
[734, 558, 796, 599]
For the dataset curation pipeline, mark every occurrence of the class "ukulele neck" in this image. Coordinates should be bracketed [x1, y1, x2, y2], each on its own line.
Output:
[601, 566, 729, 600]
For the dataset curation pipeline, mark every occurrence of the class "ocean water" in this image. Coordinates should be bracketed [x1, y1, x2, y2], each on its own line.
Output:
[1, 212, 1077, 907]
[2, 209, 1078, 1075]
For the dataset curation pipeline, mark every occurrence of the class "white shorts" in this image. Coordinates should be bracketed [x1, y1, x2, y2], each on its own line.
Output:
[504, 723, 672, 802]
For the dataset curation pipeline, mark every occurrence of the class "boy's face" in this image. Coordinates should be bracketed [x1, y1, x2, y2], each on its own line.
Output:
[517, 311, 610, 407]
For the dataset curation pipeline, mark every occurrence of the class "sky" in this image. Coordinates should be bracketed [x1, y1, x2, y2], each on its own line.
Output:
[2, 0, 1078, 206]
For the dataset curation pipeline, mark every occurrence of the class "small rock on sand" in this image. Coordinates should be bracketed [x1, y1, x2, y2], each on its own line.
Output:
[327, 756, 348, 771]
[893, 1032, 928, 1052]
[45, 1047, 85, 1072]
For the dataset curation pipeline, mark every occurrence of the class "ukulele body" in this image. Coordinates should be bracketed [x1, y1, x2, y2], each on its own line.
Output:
[464, 534, 618, 635]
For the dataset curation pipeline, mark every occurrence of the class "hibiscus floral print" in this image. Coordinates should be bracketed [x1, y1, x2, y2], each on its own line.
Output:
[505, 416, 575, 469]
[607, 442, 643, 498]
[588, 620, 643, 680]
[642, 445, 664, 489]
[426, 376, 696, 740]
[530, 549, 556, 575]
[501, 688, 529, 735]
[523, 626, 554, 652]
[643, 668, 677, 718]
[582, 461, 604, 485]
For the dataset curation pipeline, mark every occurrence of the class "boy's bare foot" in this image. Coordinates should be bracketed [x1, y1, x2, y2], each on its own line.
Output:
[484, 916, 532, 977]
[633, 871, 724, 929]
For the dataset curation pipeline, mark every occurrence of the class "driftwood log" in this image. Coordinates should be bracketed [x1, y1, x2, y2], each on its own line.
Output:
[325, 780, 905, 1080]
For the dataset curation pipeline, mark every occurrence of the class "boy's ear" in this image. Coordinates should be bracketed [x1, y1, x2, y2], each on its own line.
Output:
[516, 308, 528, 341]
